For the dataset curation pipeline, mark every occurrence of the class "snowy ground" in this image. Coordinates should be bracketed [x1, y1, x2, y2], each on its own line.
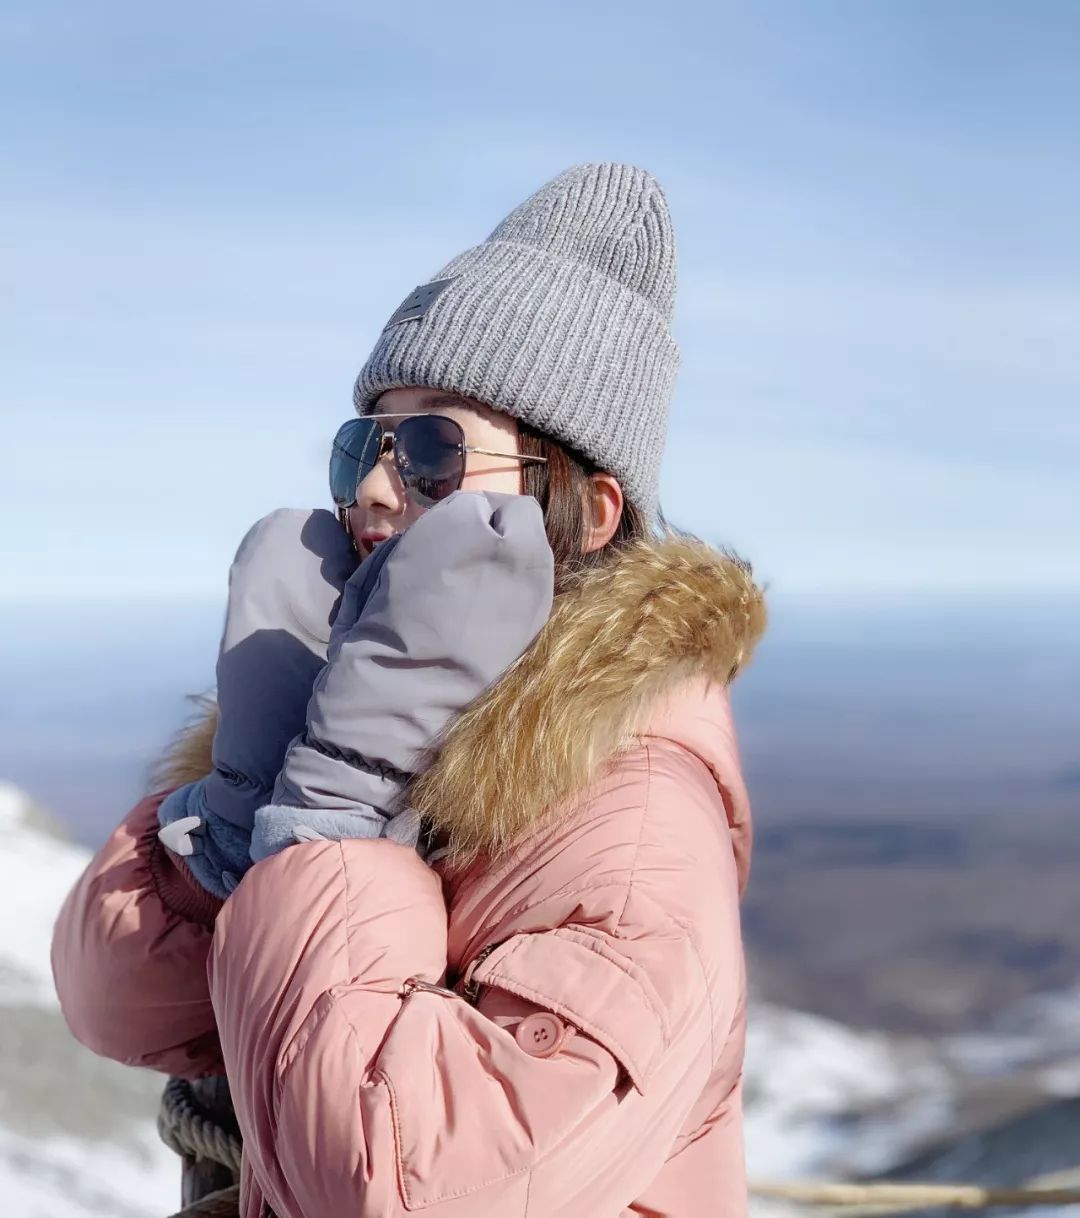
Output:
[0, 781, 181, 1217]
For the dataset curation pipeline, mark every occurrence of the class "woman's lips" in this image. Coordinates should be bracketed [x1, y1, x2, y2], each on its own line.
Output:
[359, 532, 394, 556]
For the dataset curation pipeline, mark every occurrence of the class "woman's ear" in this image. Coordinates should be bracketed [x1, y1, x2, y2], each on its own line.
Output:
[581, 473, 624, 554]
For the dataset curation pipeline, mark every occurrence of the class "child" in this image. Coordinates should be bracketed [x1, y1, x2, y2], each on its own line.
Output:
[156, 491, 554, 895]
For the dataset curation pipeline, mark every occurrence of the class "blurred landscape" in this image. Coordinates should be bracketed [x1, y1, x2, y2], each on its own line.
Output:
[1, 591, 1078, 1214]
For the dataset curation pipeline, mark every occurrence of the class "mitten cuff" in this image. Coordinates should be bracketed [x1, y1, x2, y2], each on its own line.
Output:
[249, 803, 404, 864]
[158, 780, 264, 901]
[147, 830, 226, 930]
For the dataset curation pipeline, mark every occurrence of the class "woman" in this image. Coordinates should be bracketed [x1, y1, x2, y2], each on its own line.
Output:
[51, 162, 766, 1217]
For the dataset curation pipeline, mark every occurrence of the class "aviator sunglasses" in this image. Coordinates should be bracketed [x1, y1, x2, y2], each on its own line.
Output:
[329, 413, 547, 511]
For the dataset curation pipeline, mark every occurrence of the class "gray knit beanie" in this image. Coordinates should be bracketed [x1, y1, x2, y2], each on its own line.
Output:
[353, 162, 679, 520]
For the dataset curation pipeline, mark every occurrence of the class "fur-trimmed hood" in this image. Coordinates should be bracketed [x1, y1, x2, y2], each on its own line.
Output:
[152, 534, 766, 868]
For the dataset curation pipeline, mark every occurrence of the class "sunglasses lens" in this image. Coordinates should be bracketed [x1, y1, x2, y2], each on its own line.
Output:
[395, 415, 465, 506]
[329, 418, 382, 507]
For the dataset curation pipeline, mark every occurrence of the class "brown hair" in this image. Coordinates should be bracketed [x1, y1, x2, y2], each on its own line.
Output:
[518, 420, 651, 593]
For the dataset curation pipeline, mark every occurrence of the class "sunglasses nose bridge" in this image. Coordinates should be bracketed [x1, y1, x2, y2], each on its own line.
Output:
[356, 438, 410, 516]
[358, 426, 398, 504]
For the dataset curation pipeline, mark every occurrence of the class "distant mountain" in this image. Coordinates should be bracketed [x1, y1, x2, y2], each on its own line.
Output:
[743, 805, 1080, 1035]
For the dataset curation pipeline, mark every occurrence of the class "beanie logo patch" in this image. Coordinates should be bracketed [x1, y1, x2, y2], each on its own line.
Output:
[384, 277, 456, 328]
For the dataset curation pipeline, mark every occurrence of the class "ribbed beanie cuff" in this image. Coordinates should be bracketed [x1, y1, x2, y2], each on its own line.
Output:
[353, 163, 679, 519]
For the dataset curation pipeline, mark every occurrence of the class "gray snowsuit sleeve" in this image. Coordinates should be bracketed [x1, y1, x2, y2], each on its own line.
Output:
[156, 508, 357, 899]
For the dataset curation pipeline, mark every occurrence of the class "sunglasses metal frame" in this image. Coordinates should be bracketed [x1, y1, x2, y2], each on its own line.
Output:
[330, 412, 548, 511]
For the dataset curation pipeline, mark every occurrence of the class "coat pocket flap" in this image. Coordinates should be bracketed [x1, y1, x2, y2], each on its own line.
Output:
[471, 927, 670, 1094]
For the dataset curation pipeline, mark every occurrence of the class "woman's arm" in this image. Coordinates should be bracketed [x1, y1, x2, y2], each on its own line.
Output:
[50, 792, 226, 1078]
[206, 776, 739, 1217]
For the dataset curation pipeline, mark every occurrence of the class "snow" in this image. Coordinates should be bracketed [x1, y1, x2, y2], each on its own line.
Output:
[0, 782, 94, 1005]
[743, 999, 957, 1179]
[0, 782, 182, 1217]
[1038, 1059, 1080, 1098]
[0, 1130, 180, 1218]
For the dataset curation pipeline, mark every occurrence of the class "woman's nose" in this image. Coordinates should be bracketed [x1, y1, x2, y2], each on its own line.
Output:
[358, 451, 406, 516]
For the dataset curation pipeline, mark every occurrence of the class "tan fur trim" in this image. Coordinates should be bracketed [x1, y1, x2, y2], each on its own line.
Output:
[146, 694, 218, 795]
[410, 535, 766, 868]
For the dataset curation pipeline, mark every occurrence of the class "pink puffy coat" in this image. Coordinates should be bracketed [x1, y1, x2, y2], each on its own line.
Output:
[51, 537, 765, 1217]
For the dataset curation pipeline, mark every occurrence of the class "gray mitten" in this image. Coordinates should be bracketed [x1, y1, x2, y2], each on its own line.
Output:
[157, 508, 357, 897]
[250, 491, 554, 863]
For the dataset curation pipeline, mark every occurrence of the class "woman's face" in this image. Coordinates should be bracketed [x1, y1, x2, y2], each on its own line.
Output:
[346, 387, 525, 557]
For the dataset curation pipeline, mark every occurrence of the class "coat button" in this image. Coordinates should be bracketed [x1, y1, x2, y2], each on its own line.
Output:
[515, 1012, 573, 1058]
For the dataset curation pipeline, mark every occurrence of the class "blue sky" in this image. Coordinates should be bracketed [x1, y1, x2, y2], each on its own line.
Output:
[3, 0, 1078, 605]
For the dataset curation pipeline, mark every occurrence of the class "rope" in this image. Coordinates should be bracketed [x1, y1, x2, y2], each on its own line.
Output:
[165, 1185, 241, 1218]
[751, 1179, 1080, 1212]
[157, 1076, 244, 1176]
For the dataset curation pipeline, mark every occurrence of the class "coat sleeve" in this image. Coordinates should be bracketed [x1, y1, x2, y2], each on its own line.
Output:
[50, 793, 226, 1078]
[207, 834, 729, 1218]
